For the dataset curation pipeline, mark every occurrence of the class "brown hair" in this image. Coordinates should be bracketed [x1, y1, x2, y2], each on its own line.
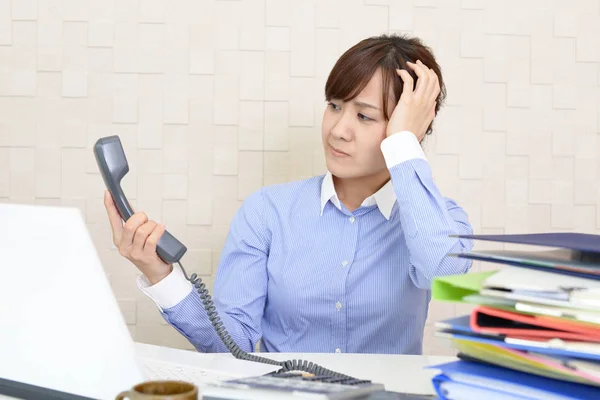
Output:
[325, 33, 446, 137]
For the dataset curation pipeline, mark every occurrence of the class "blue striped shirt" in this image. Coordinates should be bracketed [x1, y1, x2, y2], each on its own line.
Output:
[138, 133, 474, 354]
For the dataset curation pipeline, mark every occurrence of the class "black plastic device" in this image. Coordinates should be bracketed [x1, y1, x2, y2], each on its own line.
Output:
[93, 136, 187, 264]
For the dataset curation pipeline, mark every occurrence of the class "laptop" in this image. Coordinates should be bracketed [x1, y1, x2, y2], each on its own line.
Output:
[0, 203, 275, 400]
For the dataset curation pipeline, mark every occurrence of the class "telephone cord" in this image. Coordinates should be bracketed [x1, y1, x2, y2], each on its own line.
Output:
[177, 261, 353, 379]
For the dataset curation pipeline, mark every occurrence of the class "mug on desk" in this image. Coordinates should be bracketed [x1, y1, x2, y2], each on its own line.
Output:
[115, 380, 198, 399]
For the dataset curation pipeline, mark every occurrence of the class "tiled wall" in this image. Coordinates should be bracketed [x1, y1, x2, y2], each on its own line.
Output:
[1, 0, 599, 356]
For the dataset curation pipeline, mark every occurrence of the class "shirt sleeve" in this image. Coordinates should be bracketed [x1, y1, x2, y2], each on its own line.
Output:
[137, 265, 192, 309]
[137, 188, 270, 353]
[381, 131, 474, 290]
[380, 130, 427, 166]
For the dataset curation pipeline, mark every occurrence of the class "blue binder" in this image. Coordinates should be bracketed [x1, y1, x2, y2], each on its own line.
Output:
[435, 315, 474, 334]
[451, 232, 600, 258]
[429, 360, 600, 399]
[449, 252, 600, 280]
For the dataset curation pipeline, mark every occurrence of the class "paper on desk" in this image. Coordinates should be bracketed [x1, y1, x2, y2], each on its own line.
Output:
[483, 267, 600, 293]
[515, 302, 600, 324]
[480, 267, 600, 311]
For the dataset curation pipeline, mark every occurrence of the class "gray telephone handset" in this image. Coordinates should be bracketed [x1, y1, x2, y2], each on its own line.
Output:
[93, 135, 377, 387]
[93, 135, 186, 264]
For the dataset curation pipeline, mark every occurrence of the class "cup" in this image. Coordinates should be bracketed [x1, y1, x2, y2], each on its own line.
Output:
[115, 380, 198, 399]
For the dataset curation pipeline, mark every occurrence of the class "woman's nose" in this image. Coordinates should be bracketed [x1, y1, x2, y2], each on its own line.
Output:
[331, 115, 352, 141]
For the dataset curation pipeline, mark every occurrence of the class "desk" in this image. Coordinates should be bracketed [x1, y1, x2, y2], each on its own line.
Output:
[0, 343, 455, 399]
[136, 342, 456, 396]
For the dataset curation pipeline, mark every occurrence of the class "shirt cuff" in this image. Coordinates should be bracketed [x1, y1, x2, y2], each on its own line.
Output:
[136, 265, 193, 310]
[380, 131, 427, 168]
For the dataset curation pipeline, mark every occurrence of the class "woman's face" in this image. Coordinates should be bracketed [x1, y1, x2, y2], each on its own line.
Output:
[321, 69, 394, 180]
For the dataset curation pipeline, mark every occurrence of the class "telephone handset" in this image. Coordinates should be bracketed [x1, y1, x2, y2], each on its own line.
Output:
[93, 135, 356, 380]
[94, 136, 187, 265]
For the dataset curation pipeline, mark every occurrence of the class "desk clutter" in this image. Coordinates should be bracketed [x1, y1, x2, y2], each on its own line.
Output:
[429, 232, 600, 400]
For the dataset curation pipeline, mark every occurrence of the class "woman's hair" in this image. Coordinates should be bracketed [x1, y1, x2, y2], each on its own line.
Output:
[325, 33, 446, 137]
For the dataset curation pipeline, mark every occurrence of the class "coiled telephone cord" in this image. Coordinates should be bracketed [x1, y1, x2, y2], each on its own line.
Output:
[177, 261, 352, 379]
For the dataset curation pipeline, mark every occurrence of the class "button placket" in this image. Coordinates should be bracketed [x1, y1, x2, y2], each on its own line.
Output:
[341, 215, 356, 269]
[331, 212, 358, 355]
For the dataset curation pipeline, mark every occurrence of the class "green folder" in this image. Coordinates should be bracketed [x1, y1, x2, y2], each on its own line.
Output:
[431, 271, 498, 302]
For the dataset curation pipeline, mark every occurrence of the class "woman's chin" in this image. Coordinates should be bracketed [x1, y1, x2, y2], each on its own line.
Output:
[325, 160, 357, 179]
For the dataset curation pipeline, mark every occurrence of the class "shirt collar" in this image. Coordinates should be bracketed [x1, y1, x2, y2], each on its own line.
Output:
[319, 172, 396, 220]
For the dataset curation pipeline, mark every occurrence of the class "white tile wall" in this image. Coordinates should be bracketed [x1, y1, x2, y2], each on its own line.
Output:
[2, 0, 599, 357]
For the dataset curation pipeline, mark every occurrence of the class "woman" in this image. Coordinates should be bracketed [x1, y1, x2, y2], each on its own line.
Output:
[104, 33, 473, 355]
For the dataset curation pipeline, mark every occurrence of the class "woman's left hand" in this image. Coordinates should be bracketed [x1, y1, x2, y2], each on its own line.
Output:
[386, 60, 441, 142]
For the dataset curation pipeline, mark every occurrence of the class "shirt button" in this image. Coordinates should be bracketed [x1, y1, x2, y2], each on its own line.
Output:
[336, 301, 342, 310]
[349, 216, 355, 223]
[335, 348, 341, 353]
[341, 260, 348, 267]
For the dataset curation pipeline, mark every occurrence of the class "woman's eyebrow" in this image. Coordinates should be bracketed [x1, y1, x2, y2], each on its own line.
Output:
[353, 100, 381, 111]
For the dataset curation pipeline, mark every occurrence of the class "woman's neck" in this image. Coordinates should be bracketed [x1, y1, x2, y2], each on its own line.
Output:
[332, 170, 390, 212]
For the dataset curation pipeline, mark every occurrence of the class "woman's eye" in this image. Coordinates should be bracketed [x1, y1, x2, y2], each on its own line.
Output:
[358, 113, 372, 121]
[328, 102, 341, 111]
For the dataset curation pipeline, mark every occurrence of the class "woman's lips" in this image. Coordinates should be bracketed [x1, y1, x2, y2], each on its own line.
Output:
[330, 145, 350, 158]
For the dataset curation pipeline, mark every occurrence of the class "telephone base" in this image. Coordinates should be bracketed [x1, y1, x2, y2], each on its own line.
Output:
[200, 372, 385, 399]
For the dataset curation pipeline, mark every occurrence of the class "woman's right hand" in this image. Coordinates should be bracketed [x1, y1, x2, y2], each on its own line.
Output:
[103, 190, 172, 285]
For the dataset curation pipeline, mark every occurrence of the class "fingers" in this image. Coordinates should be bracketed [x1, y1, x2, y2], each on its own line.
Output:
[407, 60, 440, 102]
[143, 223, 166, 258]
[120, 211, 149, 252]
[396, 69, 414, 101]
[104, 190, 124, 246]
[419, 60, 436, 94]
[428, 68, 440, 103]
[406, 61, 428, 96]
[131, 220, 157, 260]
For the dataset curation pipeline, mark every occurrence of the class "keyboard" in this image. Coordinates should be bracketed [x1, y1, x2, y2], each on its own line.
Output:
[139, 357, 238, 388]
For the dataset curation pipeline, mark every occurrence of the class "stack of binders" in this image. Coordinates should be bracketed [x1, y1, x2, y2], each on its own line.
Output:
[428, 232, 600, 400]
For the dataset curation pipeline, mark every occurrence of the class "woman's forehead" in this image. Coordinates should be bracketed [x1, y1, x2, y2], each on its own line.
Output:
[354, 70, 397, 107]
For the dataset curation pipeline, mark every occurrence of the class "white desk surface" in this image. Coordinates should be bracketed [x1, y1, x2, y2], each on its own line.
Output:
[136, 342, 455, 396]
[0, 343, 455, 399]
